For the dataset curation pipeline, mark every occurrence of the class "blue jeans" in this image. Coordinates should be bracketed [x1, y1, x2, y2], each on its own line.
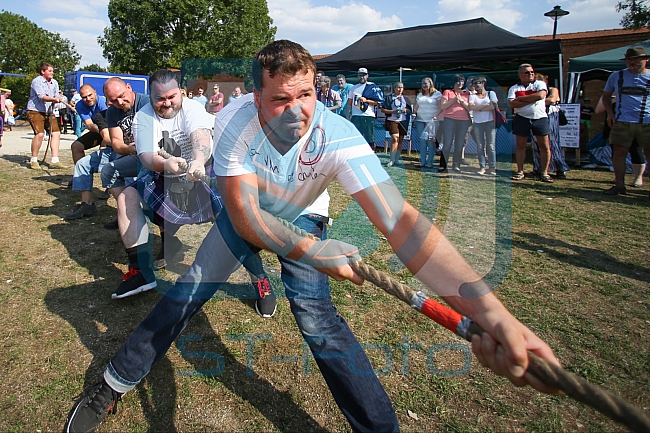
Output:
[415, 121, 436, 166]
[440, 118, 471, 169]
[105, 211, 399, 432]
[101, 154, 138, 189]
[72, 147, 117, 191]
[471, 121, 496, 169]
[71, 112, 83, 138]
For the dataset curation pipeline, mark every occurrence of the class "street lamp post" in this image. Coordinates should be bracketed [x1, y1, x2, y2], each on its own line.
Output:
[544, 5, 570, 39]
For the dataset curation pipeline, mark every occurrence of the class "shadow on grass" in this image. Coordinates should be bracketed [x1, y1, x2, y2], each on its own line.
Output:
[35, 182, 324, 431]
[45, 282, 180, 432]
[515, 231, 650, 284]
[45, 278, 327, 432]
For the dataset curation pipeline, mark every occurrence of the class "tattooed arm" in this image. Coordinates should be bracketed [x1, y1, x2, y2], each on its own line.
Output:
[186, 128, 213, 182]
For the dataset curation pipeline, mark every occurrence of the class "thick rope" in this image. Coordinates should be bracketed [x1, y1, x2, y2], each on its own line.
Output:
[276, 218, 650, 432]
[157, 149, 217, 188]
[159, 149, 650, 431]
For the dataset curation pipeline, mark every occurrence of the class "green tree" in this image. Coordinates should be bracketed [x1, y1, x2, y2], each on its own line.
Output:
[0, 10, 80, 109]
[0, 11, 80, 80]
[80, 63, 108, 72]
[99, 0, 276, 75]
[616, 0, 650, 29]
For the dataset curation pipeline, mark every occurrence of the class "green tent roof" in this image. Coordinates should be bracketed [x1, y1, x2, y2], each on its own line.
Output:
[569, 39, 650, 73]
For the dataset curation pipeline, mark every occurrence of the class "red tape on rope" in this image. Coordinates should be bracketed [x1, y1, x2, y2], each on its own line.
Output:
[420, 298, 464, 334]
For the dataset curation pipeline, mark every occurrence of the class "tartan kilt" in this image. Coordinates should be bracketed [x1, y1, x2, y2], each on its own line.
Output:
[135, 166, 223, 225]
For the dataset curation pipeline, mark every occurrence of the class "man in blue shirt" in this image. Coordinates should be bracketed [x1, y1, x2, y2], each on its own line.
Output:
[602, 47, 650, 195]
[69, 89, 84, 138]
[332, 74, 353, 117]
[193, 86, 208, 110]
[65, 84, 112, 220]
[71, 84, 110, 164]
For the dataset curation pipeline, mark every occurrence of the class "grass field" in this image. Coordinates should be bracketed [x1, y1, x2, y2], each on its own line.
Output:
[0, 140, 648, 432]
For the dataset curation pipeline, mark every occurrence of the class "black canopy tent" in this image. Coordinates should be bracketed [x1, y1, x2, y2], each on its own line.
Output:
[315, 18, 562, 83]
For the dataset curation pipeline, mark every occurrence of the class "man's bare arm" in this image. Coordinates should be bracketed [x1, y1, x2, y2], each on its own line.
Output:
[108, 126, 136, 155]
[218, 174, 363, 283]
[602, 91, 615, 127]
[100, 128, 111, 147]
[186, 128, 213, 181]
[84, 118, 100, 135]
[351, 180, 560, 393]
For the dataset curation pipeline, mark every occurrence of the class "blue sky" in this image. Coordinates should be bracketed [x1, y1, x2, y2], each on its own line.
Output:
[3, 0, 624, 68]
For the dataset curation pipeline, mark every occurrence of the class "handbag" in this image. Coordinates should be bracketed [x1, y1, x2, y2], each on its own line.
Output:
[558, 108, 568, 126]
[494, 107, 507, 127]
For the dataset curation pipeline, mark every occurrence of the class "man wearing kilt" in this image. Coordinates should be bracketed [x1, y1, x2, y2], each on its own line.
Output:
[112, 70, 276, 318]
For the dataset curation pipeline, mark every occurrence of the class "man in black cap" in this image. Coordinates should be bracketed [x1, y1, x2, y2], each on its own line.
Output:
[602, 46, 650, 195]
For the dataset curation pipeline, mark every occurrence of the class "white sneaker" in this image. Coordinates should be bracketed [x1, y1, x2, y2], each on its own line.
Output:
[478, 168, 486, 175]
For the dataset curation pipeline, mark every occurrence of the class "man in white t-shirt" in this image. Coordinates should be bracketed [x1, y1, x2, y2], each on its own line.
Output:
[109, 70, 274, 309]
[508, 63, 552, 182]
[347, 67, 380, 149]
[64, 42, 561, 433]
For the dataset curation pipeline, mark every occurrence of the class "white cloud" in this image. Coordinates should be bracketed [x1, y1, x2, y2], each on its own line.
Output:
[268, 0, 403, 54]
[58, 30, 107, 68]
[37, 0, 108, 18]
[435, 0, 524, 32]
[33, 0, 110, 68]
[43, 17, 108, 30]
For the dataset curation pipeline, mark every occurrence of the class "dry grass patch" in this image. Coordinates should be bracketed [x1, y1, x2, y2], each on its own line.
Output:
[0, 149, 648, 432]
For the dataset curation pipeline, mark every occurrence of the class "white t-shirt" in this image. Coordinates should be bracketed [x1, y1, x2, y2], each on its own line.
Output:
[133, 98, 215, 166]
[469, 91, 497, 124]
[213, 94, 390, 223]
[349, 83, 376, 117]
[507, 80, 548, 119]
[415, 91, 442, 123]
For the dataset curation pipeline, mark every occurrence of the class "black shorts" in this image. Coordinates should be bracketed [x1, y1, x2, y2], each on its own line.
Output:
[77, 131, 104, 150]
[513, 114, 550, 137]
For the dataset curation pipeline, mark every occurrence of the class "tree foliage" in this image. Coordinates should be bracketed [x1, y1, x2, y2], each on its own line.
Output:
[99, 0, 276, 75]
[0, 11, 80, 110]
[80, 63, 108, 72]
[0, 11, 80, 80]
[616, 0, 650, 29]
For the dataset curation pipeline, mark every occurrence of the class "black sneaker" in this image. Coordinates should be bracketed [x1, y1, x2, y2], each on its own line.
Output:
[112, 266, 157, 299]
[97, 189, 111, 200]
[254, 277, 277, 318]
[154, 236, 183, 270]
[63, 380, 121, 433]
[103, 219, 118, 230]
[603, 185, 627, 196]
[65, 203, 97, 220]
